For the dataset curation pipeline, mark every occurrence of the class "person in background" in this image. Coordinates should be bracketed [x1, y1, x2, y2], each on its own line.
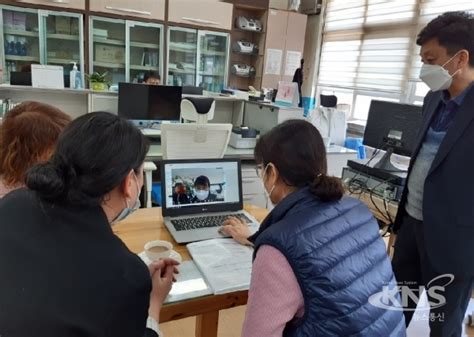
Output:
[0, 101, 71, 198]
[292, 58, 304, 107]
[191, 175, 218, 203]
[143, 71, 161, 85]
[220, 120, 405, 337]
[392, 11, 474, 336]
[172, 182, 190, 205]
[0, 111, 178, 337]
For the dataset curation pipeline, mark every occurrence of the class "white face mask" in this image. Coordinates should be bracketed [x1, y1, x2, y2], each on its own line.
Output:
[111, 171, 141, 226]
[419, 52, 461, 92]
[261, 164, 276, 206]
[195, 189, 209, 201]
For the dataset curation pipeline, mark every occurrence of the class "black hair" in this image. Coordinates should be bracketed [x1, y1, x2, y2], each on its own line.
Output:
[143, 71, 161, 82]
[26, 111, 150, 207]
[417, 11, 474, 67]
[254, 119, 344, 202]
[194, 175, 210, 188]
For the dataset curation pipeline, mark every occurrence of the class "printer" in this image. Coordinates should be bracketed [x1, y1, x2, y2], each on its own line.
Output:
[229, 126, 260, 149]
[231, 64, 256, 77]
[232, 40, 259, 55]
[235, 16, 263, 32]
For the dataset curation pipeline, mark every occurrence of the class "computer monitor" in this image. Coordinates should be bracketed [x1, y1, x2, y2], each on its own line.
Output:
[182, 86, 203, 95]
[118, 83, 182, 127]
[363, 100, 422, 172]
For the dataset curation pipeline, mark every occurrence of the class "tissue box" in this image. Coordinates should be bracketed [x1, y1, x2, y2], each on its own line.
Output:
[95, 45, 125, 63]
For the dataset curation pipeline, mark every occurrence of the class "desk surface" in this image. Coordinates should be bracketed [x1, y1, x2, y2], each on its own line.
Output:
[147, 144, 356, 160]
[113, 205, 268, 330]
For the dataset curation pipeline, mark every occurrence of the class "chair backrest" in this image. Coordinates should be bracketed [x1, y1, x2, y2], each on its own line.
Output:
[181, 97, 215, 124]
[320, 94, 338, 108]
[161, 123, 232, 160]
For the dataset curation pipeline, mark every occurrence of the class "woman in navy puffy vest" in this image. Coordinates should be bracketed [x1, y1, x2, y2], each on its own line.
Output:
[221, 120, 406, 337]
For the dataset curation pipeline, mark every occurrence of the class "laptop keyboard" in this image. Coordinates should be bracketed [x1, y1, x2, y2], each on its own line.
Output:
[171, 213, 253, 232]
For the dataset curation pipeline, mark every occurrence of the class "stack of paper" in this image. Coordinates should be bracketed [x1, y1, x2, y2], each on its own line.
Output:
[187, 238, 254, 295]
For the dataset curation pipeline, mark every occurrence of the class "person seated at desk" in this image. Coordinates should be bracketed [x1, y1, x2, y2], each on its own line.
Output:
[220, 120, 405, 337]
[0, 101, 71, 198]
[143, 71, 161, 85]
[0, 111, 177, 337]
[191, 175, 219, 203]
[172, 182, 190, 205]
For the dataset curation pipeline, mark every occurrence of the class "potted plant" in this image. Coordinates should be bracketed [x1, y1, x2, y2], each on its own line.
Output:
[87, 71, 109, 91]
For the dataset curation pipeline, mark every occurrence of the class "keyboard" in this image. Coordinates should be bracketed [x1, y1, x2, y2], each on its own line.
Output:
[171, 213, 253, 232]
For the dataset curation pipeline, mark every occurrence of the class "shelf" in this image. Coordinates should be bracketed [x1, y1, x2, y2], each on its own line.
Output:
[94, 61, 125, 69]
[168, 67, 195, 75]
[198, 72, 224, 77]
[5, 55, 39, 62]
[47, 33, 79, 41]
[94, 37, 125, 47]
[130, 65, 160, 71]
[169, 42, 197, 53]
[201, 50, 226, 56]
[232, 51, 260, 57]
[130, 41, 160, 49]
[233, 28, 265, 34]
[4, 29, 39, 37]
[48, 58, 77, 64]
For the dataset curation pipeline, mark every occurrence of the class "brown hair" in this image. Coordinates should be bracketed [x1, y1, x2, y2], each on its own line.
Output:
[0, 101, 71, 187]
[254, 119, 344, 202]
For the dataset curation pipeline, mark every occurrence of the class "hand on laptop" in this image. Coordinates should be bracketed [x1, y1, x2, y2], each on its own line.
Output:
[219, 217, 253, 246]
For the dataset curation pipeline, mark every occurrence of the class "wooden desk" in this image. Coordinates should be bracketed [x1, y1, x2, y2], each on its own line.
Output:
[113, 205, 268, 337]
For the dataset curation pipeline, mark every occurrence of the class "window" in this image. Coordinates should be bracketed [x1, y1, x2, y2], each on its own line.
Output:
[317, 0, 474, 120]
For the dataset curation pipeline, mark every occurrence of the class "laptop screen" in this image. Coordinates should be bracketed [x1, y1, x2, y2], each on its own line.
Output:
[161, 159, 243, 217]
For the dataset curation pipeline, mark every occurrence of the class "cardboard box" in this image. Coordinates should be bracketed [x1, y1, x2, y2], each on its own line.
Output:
[55, 16, 71, 35]
[95, 45, 125, 64]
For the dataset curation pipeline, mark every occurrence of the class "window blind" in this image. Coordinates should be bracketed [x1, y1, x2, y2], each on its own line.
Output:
[319, 0, 474, 92]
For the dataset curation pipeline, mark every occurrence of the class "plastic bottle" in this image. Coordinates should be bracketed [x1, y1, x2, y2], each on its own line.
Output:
[69, 62, 82, 89]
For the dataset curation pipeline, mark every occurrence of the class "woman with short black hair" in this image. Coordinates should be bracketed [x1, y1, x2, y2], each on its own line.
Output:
[0, 111, 176, 337]
[221, 119, 406, 337]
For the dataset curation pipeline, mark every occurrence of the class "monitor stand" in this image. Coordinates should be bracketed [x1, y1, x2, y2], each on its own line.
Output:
[373, 147, 406, 173]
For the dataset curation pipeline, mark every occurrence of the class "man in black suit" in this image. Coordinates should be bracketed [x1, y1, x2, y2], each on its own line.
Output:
[392, 11, 474, 336]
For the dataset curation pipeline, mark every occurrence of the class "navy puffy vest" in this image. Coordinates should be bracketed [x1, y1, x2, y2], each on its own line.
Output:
[250, 188, 406, 337]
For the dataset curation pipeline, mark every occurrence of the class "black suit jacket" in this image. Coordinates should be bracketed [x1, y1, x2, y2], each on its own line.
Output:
[0, 189, 157, 337]
[394, 85, 474, 277]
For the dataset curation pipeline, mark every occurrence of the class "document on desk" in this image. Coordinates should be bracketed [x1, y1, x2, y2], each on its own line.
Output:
[187, 238, 253, 295]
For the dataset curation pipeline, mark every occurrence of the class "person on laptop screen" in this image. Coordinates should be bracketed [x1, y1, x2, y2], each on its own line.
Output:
[191, 175, 219, 203]
[172, 182, 190, 205]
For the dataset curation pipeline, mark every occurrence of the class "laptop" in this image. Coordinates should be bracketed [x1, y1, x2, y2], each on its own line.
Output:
[161, 158, 260, 243]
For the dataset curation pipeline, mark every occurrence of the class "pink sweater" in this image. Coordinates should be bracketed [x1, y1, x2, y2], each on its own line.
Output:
[242, 245, 305, 337]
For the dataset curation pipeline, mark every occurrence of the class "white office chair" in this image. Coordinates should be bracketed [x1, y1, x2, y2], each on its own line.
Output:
[143, 161, 157, 208]
[161, 123, 232, 159]
[181, 97, 216, 124]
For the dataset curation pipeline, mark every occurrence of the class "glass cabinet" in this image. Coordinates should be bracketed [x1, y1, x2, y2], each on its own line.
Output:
[40, 10, 84, 78]
[90, 16, 164, 86]
[167, 27, 229, 92]
[0, 5, 84, 83]
[167, 27, 197, 87]
[90, 17, 126, 86]
[127, 21, 163, 83]
[1, 6, 40, 80]
[197, 31, 229, 92]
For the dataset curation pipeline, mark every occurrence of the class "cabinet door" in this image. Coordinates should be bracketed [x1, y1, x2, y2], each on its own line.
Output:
[15, 0, 85, 11]
[262, 9, 287, 89]
[282, 12, 306, 83]
[167, 27, 197, 87]
[1, 6, 40, 82]
[90, 0, 165, 21]
[40, 10, 84, 84]
[197, 31, 229, 92]
[89, 16, 126, 87]
[126, 21, 163, 83]
[168, 0, 233, 31]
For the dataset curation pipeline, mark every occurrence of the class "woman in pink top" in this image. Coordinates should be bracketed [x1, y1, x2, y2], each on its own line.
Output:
[0, 101, 71, 198]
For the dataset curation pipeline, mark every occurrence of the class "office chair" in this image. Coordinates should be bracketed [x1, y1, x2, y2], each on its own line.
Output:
[320, 94, 338, 108]
[181, 97, 215, 124]
[161, 123, 232, 159]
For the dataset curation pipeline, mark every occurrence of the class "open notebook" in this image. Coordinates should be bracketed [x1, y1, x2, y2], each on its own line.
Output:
[187, 238, 254, 295]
